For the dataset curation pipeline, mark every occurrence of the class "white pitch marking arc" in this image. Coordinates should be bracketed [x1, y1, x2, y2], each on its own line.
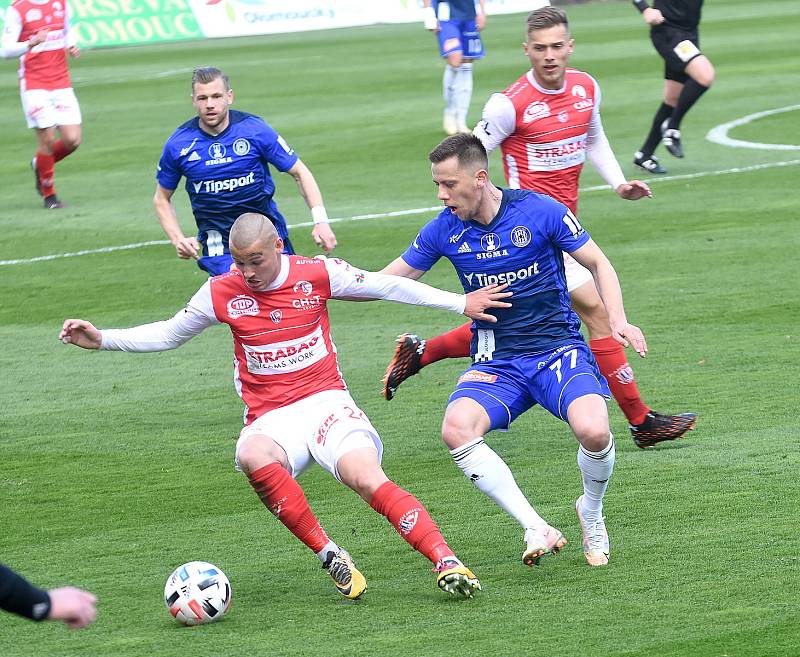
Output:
[706, 104, 800, 150]
[2, 158, 799, 266]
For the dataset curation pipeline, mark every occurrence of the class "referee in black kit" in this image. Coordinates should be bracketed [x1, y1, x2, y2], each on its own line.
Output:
[631, 0, 714, 174]
[1, 564, 96, 628]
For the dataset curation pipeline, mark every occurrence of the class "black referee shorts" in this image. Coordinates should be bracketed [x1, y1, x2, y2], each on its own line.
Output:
[650, 24, 702, 83]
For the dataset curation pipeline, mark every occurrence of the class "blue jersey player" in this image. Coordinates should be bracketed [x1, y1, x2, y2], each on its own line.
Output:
[423, 0, 486, 135]
[384, 135, 648, 568]
[154, 67, 337, 276]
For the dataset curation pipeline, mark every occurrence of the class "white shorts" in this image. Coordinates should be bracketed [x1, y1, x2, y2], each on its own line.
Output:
[564, 252, 593, 293]
[235, 389, 383, 482]
[21, 87, 82, 129]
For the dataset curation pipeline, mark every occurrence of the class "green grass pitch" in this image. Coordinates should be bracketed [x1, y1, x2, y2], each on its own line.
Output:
[1, 1, 798, 655]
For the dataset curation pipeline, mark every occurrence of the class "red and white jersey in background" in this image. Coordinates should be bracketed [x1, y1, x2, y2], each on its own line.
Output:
[208, 257, 346, 424]
[2, 0, 73, 90]
[475, 68, 625, 215]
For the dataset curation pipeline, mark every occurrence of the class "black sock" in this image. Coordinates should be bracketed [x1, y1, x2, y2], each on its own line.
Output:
[640, 102, 674, 156]
[668, 79, 709, 130]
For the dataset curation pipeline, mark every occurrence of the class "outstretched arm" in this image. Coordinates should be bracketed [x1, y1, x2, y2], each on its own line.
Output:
[568, 240, 647, 357]
[59, 319, 102, 349]
[286, 159, 337, 253]
[0, 565, 97, 629]
[46, 588, 97, 629]
[324, 257, 511, 322]
[380, 256, 426, 279]
[60, 283, 219, 352]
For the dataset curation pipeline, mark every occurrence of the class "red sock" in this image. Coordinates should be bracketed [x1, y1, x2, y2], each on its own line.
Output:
[420, 322, 472, 367]
[247, 463, 330, 553]
[370, 481, 454, 564]
[590, 336, 649, 425]
[52, 140, 75, 163]
[36, 151, 56, 197]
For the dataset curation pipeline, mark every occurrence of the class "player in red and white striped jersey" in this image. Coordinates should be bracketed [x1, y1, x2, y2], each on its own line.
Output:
[60, 213, 512, 600]
[383, 7, 696, 448]
[1, 0, 81, 209]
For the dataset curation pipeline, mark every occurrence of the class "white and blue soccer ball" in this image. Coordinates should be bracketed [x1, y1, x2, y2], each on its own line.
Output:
[164, 561, 232, 626]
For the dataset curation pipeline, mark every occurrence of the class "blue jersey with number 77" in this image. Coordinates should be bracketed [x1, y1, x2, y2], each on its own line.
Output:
[401, 188, 591, 360]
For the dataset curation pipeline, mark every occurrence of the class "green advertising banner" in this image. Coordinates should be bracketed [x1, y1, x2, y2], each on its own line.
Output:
[0, 0, 203, 49]
[1, 0, 538, 50]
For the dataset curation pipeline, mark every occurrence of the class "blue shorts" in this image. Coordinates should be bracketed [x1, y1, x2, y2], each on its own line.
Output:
[196, 236, 296, 277]
[270, 214, 295, 255]
[197, 254, 235, 277]
[437, 20, 484, 59]
[448, 342, 611, 432]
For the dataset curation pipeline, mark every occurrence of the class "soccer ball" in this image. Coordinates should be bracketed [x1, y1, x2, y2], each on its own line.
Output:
[164, 561, 232, 626]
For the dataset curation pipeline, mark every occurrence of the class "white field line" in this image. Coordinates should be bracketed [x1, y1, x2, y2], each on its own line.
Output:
[706, 104, 800, 151]
[0, 240, 171, 265]
[577, 157, 800, 194]
[2, 158, 799, 266]
[286, 158, 800, 228]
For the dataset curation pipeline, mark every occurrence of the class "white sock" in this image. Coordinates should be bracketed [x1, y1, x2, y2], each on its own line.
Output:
[443, 65, 457, 113]
[316, 540, 340, 565]
[577, 436, 615, 518]
[452, 63, 473, 126]
[450, 437, 546, 530]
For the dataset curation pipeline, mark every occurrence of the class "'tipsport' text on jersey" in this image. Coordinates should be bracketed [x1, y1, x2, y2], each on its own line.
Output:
[156, 110, 297, 256]
[402, 189, 590, 360]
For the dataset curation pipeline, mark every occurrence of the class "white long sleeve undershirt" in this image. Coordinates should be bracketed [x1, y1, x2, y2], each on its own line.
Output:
[100, 257, 465, 352]
[322, 256, 466, 312]
[1, 7, 28, 58]
[585, 110, 627, 191]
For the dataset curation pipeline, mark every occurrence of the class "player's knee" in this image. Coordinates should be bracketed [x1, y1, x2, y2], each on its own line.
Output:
[235, 434, 283, 475]
[664, 90, 680, 106]
[441, 414, 475, 449]
[343, 469, 387, 501]
[336, 442, 387, 500]
[688, 57, 714, 87]
[696, 65, 715, 87]
[447, 52, 464, 67]
[576, 425, 612, 453]
[63, 135, 81, 152]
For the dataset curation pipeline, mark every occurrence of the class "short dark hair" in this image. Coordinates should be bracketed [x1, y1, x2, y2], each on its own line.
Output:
[428, 134, 488, 171]
[191, 67, 231, 93]
[526, 6, 569, 35]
